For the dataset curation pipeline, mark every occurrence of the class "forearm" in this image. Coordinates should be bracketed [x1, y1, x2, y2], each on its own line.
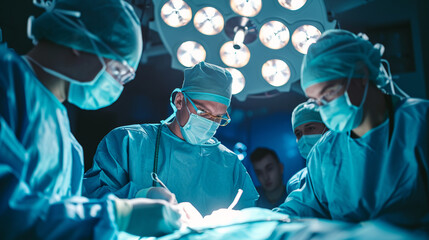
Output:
[0, 169, 119, 240]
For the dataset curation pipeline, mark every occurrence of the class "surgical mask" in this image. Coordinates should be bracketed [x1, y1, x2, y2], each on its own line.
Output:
[319, 69, 369, 133]
[298, 134, 322, 159]
[26, 4, 134, 110]
[25, 56, 123, 110]
[68, 70, 124, 110]
[179, 97, 220, 145]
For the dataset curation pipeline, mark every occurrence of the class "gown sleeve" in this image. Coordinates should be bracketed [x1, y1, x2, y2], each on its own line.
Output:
[83, 127, 142, 199]
[0, 55, 120, 239]
[231, 155, 259, 209]
[273, 151, 330, 219]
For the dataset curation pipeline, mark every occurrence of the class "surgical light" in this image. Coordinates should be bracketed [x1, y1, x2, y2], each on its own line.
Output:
[161, 0, 192, 28]
[262, 59, 291, 87]
[259, 21, 290, 50]
[233, 28, 246, 49]
[177, 41, 206, 67]
[152, 0, 335, 101]
[220, 41, 250, 68]
[292, 25, 321, 54]
[278, 0, 307, 10]
[194, 7, 224, 35]
[227, 68, 246, 95]
[230, 0, 262, 17]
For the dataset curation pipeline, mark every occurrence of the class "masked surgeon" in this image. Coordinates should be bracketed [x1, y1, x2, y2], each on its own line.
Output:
[275, 29, 429, 229]
[83, 62, 258, 216]
[287, 101, 328, 195]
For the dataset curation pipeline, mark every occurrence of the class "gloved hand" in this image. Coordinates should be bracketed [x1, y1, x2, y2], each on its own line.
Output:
[114, 198, 182, 237]
[197, 208, 242, 228]
[177, 202, 203, 226]
[136, 187, 177, 204]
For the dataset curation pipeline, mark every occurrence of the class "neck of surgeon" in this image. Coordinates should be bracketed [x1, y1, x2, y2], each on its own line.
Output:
[25, 42, 71, 102]
[352, 82, 388, 138]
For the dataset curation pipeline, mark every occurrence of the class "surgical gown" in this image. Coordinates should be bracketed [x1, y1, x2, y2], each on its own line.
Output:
[0, 45, 118, 239]
[276, 97, 429, 228]
[286, 168, 307, 195]
[83, 124, 258, 216]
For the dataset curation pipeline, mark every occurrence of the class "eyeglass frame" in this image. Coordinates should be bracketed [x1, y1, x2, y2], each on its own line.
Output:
[183, 94, 231, 126]
[307, 76, 354, 106]
[105, 59, 136, 85]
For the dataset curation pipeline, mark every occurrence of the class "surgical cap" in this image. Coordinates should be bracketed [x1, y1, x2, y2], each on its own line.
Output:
[292, 101, 323, 130]
[301, 29, 384, 92]
[31, 0, 143, 69]
[182, 62, 233, 107]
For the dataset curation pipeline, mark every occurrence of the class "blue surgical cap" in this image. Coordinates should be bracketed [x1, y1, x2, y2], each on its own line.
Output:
[182, 62, 233, 107]
[301, 29, 384, 92]
[292, 101, 324, 130]
[31, 0, 143, 69]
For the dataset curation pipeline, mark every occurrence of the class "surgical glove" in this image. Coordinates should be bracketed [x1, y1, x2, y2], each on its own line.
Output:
[198, 208, 242, 227]
[136, 187, 177, 204]
[177, 202, 203, 226]
[114, 198, 182, 237]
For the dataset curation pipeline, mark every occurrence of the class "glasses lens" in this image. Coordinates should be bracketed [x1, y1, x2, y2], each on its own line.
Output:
[107, 60, 135, 85]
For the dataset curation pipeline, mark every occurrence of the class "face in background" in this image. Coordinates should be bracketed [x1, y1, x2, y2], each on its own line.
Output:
[294, 122, 327, 141]
[253, 154, 284, 192]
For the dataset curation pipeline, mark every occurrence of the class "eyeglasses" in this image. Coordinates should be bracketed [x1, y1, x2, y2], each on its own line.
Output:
[308, 79, 347, 106]
[106, 60, 136, 85]
[186, 97, 231, 126]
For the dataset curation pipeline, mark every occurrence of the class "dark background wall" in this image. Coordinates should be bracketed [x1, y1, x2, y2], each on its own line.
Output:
[1, 0, 427, 187]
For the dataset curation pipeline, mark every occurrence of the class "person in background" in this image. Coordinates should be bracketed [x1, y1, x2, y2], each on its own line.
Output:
[0, 0, 190, 238]
[250, 148, 286, 209]
[83, 61, 258, 216]
[275, 29, 429, 229]
[287, 101, 328, 195]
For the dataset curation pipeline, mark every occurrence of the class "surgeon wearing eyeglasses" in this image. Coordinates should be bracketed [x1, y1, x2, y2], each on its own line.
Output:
[83, 61, 259, 216]
[0, 0, 193, 238]
[275, 29, 429, 229]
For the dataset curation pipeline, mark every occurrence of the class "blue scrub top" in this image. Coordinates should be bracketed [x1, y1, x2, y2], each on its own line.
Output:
[83, 123, 259, 216]
[255, 186, 287, 209]
[0, 45, 118, 239]
[286, 168, 308, 195]
[276, 97, 429, 228]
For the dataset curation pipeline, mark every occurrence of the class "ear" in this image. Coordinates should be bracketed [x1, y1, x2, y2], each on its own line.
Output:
[174, 92, 185, 111]
[356, 61, 370, 87]
[279, 162, 284, 174]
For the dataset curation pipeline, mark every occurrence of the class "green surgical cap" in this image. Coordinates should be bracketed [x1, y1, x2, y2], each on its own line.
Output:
[31, 0, 143, 69]
[301, 29, 383, 92]
[182, 62, 233, 107]
[292, 101, 323, 130]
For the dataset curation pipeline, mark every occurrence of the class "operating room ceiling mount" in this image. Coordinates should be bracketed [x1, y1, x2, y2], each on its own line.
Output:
[150, 0, 335, 101]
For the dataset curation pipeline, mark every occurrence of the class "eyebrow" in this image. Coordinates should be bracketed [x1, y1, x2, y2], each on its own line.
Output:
[303, 123, 315, 128]
[318, 81, 340, 97]
[195, 103, 227, 117]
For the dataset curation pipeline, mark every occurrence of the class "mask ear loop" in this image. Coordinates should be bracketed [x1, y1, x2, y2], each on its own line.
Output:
[162, 88, 181, 124]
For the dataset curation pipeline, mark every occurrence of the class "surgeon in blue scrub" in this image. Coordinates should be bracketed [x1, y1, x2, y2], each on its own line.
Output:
[287, 101, 327, 195]
[83, 61, 259, 216]
[0, 0, 187, 238]
[275, 29, 429, 228]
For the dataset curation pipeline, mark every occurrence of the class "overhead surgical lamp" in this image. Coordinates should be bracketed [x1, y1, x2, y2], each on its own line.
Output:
[152, 0, 335, 100]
